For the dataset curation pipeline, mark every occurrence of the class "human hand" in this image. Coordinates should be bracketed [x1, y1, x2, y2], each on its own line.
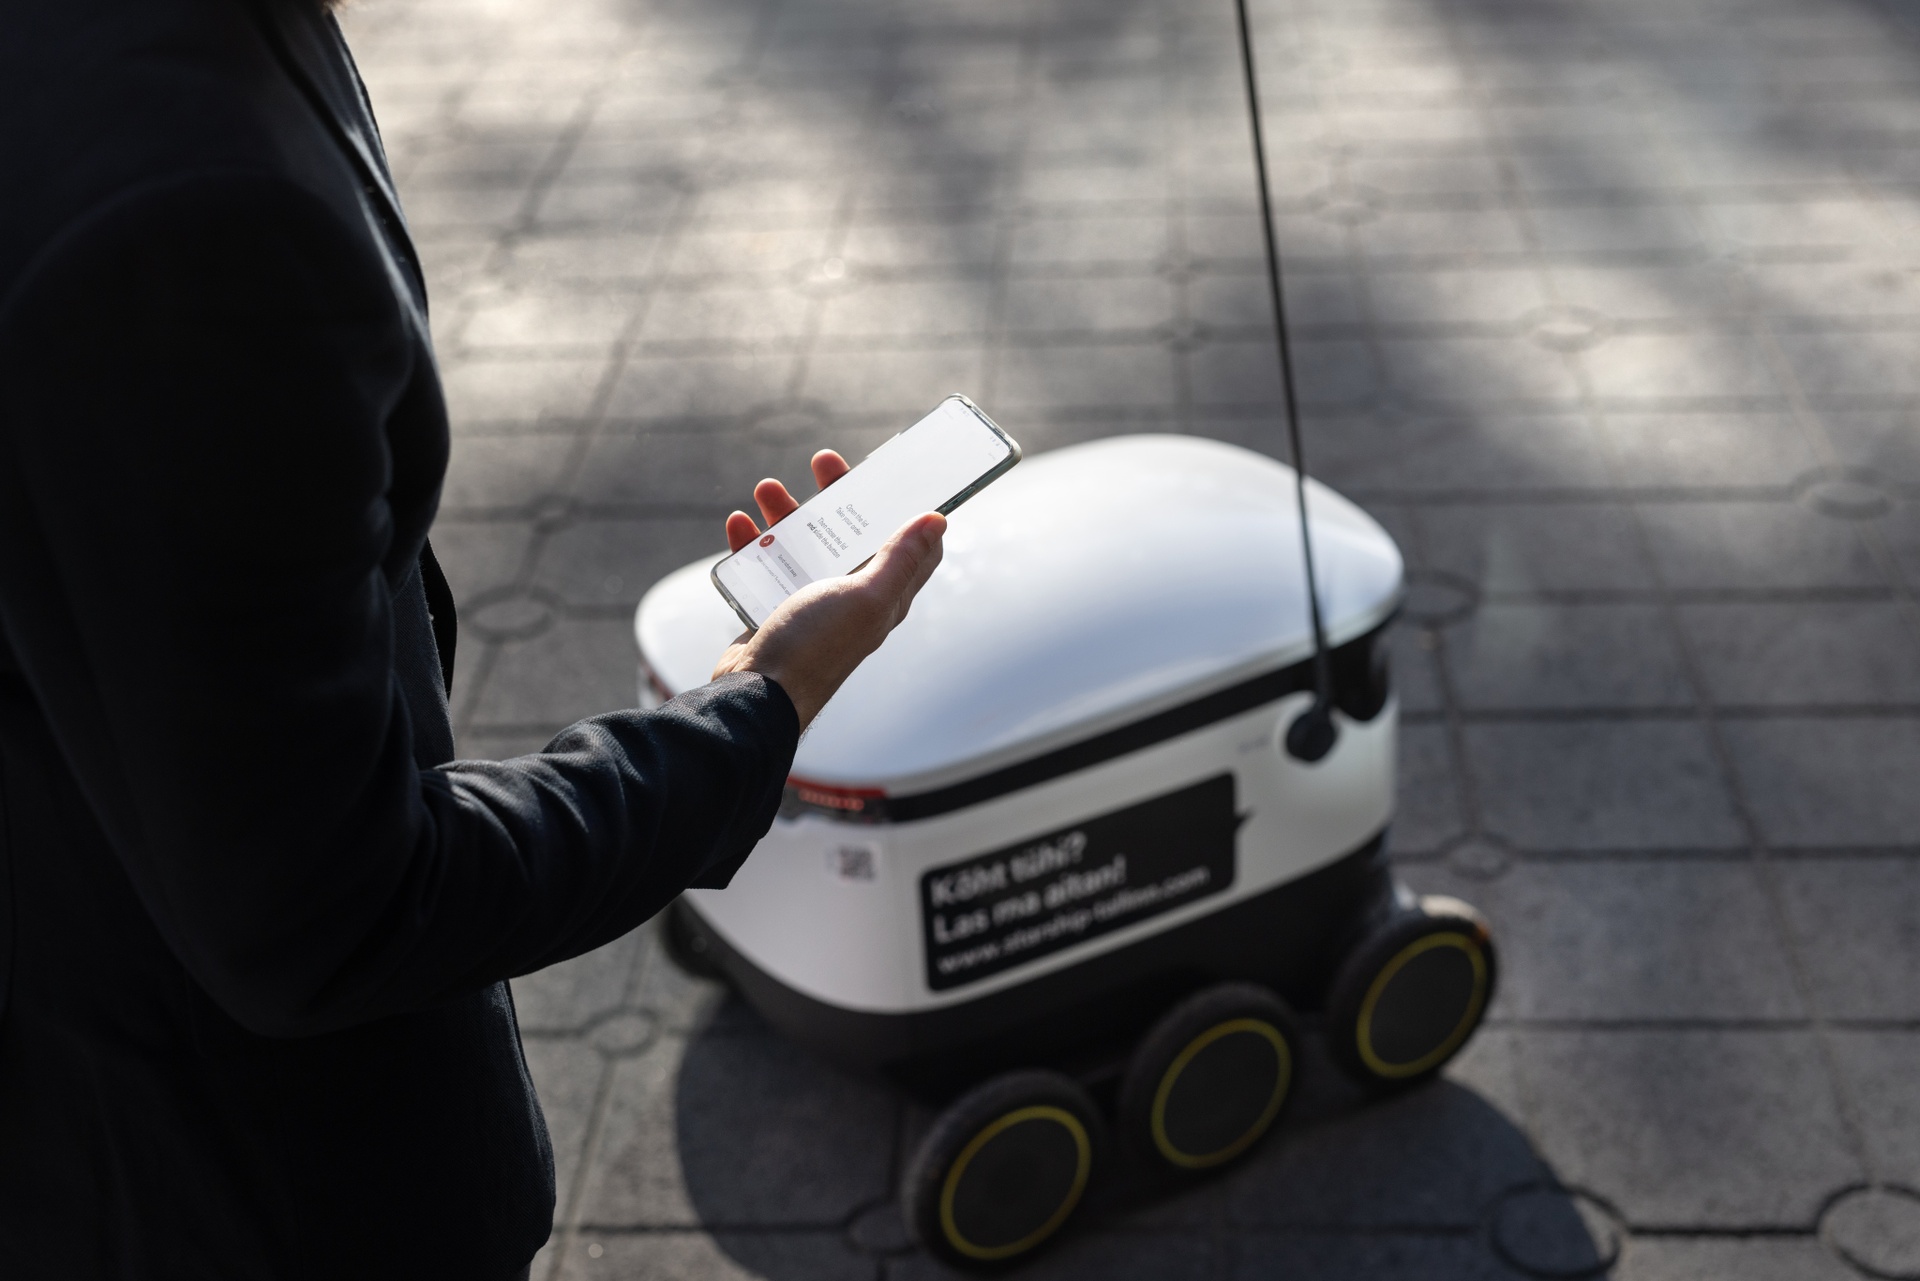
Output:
[710, 450, 946, 730]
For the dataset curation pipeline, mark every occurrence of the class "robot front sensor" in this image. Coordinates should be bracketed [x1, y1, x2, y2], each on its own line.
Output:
[633, 434, 1496, 1269]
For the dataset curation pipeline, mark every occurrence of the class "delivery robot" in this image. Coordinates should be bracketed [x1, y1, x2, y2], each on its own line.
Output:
[631, 432, 1497, 1269]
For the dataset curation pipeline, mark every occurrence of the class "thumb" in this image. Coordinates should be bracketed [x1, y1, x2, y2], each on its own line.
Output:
[860, 512, 946, 601]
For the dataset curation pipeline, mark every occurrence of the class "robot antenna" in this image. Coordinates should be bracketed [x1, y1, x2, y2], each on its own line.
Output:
[1232, 0, 1338, 763]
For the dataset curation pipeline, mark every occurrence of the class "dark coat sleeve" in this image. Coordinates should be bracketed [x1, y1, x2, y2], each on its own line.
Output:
[0, 170, 797, 1038]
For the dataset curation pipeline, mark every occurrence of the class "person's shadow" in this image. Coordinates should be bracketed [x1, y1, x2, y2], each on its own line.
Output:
[674, 995, 1616, 1279]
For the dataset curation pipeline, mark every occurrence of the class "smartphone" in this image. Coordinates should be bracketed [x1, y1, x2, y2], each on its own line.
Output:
[711, 394, 1021, 630]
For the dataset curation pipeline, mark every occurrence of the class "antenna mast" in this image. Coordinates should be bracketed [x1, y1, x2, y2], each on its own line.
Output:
[1232, 0, 1338, 762]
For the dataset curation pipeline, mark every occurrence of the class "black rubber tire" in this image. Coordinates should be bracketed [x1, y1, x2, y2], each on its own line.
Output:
[1325, 894, 1496, 1090]
[1118, 982, 1299, 1174]
[901, 1070, 1104, 1270]
[658, 898, 725, 982]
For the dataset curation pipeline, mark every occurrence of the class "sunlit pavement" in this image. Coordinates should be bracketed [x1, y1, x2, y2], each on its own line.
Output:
[339, 0, 1920, 1275]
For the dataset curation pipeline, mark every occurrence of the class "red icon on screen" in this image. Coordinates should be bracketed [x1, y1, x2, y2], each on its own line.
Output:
[759, 534, 775, 547]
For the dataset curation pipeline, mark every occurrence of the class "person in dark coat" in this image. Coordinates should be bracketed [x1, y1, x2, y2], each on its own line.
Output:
[0, 0, 946, 1275]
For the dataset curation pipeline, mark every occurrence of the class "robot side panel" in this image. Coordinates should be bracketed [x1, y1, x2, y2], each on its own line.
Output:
[691, 695, 1396, 1015]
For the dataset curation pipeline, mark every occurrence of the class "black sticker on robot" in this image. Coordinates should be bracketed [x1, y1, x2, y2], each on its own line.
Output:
[919, 774, 1240, 991]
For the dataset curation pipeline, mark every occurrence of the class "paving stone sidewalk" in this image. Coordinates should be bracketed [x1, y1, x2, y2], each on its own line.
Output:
[338, 0, 1920, 1275]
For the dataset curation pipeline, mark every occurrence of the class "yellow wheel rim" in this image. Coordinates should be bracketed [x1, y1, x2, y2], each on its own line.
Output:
[938, 1105, 1092, 1261]
[1356, 930, 1489, 1079]
[1150, 1017, 1292, 1169]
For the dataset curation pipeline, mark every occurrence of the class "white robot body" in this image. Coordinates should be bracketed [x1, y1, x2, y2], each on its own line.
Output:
[635, 434, 1405, 1086]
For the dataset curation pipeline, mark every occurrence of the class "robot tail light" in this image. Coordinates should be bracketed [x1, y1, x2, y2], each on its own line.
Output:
[782, 776, 890, 824]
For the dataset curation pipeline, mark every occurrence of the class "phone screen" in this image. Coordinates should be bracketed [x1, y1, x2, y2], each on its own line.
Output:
[712, 395, 1019, 629]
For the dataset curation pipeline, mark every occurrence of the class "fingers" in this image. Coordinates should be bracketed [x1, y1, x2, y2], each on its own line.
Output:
[753, 477, 799, 528]
[726, 449, 852, 554]
[860, 512, 947, 606]
[811, 450, 850, 490]
[725, 510, 762, 554]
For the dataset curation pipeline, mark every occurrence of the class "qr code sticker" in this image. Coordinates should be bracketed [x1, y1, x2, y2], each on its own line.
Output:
[828, 845, 878, 881]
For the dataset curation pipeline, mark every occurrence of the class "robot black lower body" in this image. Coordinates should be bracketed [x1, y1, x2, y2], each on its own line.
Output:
[667, 831, 1495, 1269]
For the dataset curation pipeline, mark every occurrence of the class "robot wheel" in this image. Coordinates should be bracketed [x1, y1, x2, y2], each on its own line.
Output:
[1325, 894, 1497, 1089]
[901, 1070, 1103, 1269]
[1117, 982, 1299, 1174]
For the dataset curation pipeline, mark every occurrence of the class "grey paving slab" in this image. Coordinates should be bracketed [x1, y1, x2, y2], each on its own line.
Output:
[499, 232, 669, 288]
[890, 1231, 1215, 1281]
[1198, 270, 1362, 331]
[996, 342, 1181, 413]
[1547, 265, 1737, 323]
[578, 1029, 897, 1228]
[1360, 208, 1530, 260]
[1387, 624, 1446, 715]
[535, 517, 722, 610]
[441, 434, 580, 511]
[1703, 199, 1895, 255]
[1531, 205, 1702, 256]
[1002, 277, 1177, 335]
[523, 1036, 609, 1219]
[1226, 1078, 1548, 1230]
[1635, 502, 1885, 592]
[1821, 410, 1920, 485]
[1385, 720, 1463, 857]
[1276, 340, 1378, 409]
[1346, 154, 1506, 197]
[607, 352, 803, 424]
[1416, 503, 1652, 594]
[1829, 1030, 1920, 1188]
[1774, 857, 1920, 1020]
[1182, 211, 1272, 266]
[664, 228, 839, 281]
[1595, 412, 1824, 489]
[1722, 719, 1920, 848]
[1740, 261, 1920, 320]
[1582, 333, 1783, 404]
[1306, 413, 1616, 495]
[1775, 329, 1920, 401]
[818, 281, 998, 342]
[512, 928, 647, 1034]
[1679, 601, 1920, 709]
[1383, 337, 1583, 407]
[572, 429, 810, 509]
[837, 218, 999, 270]
[799, 347, 990, 422]
[1879, 498, 1920, 590]
[400, 182, 529, 234]
[1465, 721, 1746, 852]
[428, 518, 537, 604]
[472, 619, 644, 729]
[1228, 1232, 1514, 1281]
[1189, 340, 1287, 411]
[1515, 1029, 1863, 1229]
[628, 919, 730, 1036]
[1403, 859, 1806, 1022]
[638, 286, 817, 348]
[1614, 1238, 1859, 1281]
[1443, 603, 1693, 712]
[533, 173, 698, 234]
[457, 728, 561, 763]
[1368, 268, 1549, 327]
[440, 356, 610, 432]
[559, 1230, 876, 1281]
[1008, 215, 1170, 267]
[559, 133, 711, 181]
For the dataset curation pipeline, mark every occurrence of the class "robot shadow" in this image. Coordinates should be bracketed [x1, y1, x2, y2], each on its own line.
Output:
[673, 996, 1610, 1279]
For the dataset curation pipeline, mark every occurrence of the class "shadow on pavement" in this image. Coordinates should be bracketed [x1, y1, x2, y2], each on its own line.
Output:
[676, 995, 1613, 1279]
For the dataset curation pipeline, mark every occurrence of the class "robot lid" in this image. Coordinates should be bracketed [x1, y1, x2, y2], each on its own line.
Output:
[635, 433, 1403, 800]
